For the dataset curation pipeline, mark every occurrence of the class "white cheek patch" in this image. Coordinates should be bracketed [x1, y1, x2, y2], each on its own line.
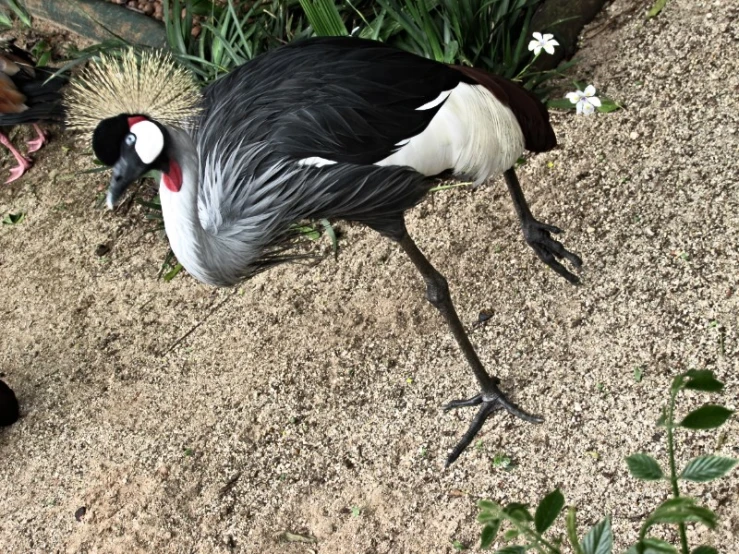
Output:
[130, 120, 164, 164]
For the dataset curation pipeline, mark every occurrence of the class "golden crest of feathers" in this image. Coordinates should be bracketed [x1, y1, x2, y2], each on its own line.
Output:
[65, 48, 202, 139]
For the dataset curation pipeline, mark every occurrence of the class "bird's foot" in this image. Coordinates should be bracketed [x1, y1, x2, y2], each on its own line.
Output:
[6, 157, 32, 183]
[443, 382, 542, 467]
[27, 125, 48, 153]
[521, 217, 583, 284]
[26, 134, 47, 154]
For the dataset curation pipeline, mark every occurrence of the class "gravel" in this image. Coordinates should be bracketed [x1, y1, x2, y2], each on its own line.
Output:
[0, 0, 737, 552]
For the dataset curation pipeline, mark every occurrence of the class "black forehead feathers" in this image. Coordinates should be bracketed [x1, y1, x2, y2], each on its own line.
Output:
[92, 114, 149, 166]
[92, 114, 130, 166]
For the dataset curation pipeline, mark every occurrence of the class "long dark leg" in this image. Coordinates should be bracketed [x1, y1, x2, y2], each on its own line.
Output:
[397, 233, 541, 466]
[504, 168, 582, 283]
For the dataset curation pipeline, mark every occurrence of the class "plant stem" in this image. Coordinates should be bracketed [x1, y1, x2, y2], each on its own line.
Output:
[566, 507, 585, 554]
[506, 516, 561, 554]
[513, 52, 540, 81]
[666, 385, 690, 554]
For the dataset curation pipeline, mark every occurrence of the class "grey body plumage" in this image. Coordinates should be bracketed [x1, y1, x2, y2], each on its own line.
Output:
[69, 37, 582, 465]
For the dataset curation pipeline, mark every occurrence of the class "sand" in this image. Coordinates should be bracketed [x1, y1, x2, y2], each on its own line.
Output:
[0, 0, 737, 552]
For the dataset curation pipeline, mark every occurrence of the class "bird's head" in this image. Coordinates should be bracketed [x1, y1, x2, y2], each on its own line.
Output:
[63, 48, 202, 208]
[93, 114, 169, 209]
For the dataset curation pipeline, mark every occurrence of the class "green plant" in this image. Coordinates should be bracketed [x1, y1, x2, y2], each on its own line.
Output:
[2, 211, 25, 225]
[163, 0, 315, 84]
[0, 0, 31, 28]
[299, 0, 578, 98]
[476, 369, 735, 553]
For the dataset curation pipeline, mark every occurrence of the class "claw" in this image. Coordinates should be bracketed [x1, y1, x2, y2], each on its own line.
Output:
[522, 218, 582, 283]
[444, 385, 542, 467]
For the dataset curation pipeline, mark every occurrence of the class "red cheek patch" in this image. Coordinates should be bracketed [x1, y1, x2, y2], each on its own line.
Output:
[163, 160, 182, 193]
[127, 115, 147, 128]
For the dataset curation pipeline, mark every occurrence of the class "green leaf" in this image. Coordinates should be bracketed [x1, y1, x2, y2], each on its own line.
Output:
[641, 537, 679, 553]
[684, 370, 724, 393]
[547, 98, 576, 111]
[626, 453, 664, 481]
[597, 96, 622, 113]
[679, 455, 738, 482]
[634, 366, 644, 382]
[534, 488, 565, 533]
[321, 218, 339, 259]
[680, 405, 734, 429]
[627, 538, 679, 553]
[494, 547, 526, 554]
[502, 529, 519, 541]
[691, 547, 718, 554]
[581, 518, 612, 554]
[646, 0, 668, 19]
[492, 453, 514, 470]
[503, 503, 533, 522]
[478, 511, 499, 524]
[163, 262, 183, 282]
[299, 0, 348, 36]
[4, 0, 31, 27]
[480, 520, 501, 549]
[478, 500, 500, 511]
[646, 497, 717, 529]
[2, 212, 25, 225]
[452, 539, 467, 551]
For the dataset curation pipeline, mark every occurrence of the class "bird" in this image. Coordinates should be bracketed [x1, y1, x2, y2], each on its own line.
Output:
[0, 40, 66, 183]
[66, 38, 582, 466]
[0, 379, 19, 426]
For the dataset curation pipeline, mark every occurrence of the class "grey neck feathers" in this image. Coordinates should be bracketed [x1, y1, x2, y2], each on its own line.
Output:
[159, 126, 257, 287]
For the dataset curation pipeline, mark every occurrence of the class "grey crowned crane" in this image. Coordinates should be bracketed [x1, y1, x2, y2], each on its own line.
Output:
[67, 38, 582, 466]
[0, 42, 66, 182]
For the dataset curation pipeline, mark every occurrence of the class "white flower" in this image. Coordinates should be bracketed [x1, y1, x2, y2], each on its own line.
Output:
[528, 32, 559, 56]
[565, 85, 602, 115]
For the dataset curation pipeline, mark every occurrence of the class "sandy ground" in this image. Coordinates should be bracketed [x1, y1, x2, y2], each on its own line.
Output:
[1, 1, 737, 552]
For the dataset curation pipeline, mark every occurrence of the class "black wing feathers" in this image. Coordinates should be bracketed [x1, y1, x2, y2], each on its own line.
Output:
[205, 37, 466, 165]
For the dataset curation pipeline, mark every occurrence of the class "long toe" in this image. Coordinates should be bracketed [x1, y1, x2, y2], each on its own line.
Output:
[523, 218, 582, 283]
[26, 137, 46, 153]
[444, 385, 542, 467]
[6, 159, 32, 183]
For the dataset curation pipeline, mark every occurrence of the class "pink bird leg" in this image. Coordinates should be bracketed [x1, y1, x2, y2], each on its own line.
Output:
[26, 124, 47, 153]
[0, 132, 33, 183]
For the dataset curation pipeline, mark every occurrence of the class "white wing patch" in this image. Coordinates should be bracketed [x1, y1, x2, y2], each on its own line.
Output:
[131, 120, 164, 164]
[298, 156, 338, 168]
[415, 90, 452, 111]
[376, 83, 525, 183]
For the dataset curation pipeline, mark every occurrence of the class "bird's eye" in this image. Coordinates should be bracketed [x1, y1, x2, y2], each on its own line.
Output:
[124, 133, 136, 146]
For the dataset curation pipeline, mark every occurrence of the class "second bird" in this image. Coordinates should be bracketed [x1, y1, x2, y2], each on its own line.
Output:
[67, 37, 582, 466]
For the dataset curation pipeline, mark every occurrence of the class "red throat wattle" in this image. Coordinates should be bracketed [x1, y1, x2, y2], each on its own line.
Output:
[163, 160, 182, 193]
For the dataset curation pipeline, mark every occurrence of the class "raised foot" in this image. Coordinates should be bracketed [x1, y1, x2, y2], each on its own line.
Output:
[443, 384, 542, 467]
[522, 218, 583, 284]
[26, 136, 46, 153]
[26, 124, 48, 154]
[6, 157, 33, 183]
